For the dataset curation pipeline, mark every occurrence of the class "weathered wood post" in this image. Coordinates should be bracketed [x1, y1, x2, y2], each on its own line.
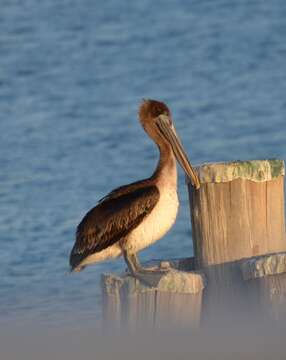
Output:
[101, 259, 205, 330]
[241, 253, 286, 320]
[102, 159, 286, 328]
[187, 159, 286, 321]
[189, 160, 285, 266]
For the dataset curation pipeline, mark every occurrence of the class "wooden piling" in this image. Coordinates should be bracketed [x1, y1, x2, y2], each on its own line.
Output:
[101, 258, 205, 329]
[241, 253, 286, 320]
[102, 159, 286, 329]
[186, 159, 286, 322]
[188, 160, 285, 267]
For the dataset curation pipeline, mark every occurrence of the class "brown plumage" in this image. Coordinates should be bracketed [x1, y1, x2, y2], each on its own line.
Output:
[69, 99, 200, 274]
[70, 182, 159, 271]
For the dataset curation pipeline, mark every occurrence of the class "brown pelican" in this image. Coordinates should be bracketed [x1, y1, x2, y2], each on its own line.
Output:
[70, 99, 200, 275]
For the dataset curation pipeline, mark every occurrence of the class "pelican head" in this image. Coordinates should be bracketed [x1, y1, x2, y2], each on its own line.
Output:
[139, 99, 200, 189]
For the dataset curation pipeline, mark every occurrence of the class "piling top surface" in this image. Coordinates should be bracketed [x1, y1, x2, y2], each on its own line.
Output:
[189, 159, 285, 184]
[102, 258, 206, 295]
[241, 252, 286, 280]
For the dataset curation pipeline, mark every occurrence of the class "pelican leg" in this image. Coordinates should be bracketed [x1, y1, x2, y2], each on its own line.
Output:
[123, 250, 172, 287]
[123, 250, 138, 276]
[124, 250, 169, 275]
[131, 253, 160, 273]
[123, 251, 156, 274]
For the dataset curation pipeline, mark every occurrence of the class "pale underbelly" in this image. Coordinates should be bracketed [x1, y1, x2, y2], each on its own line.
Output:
[79, 243, 122, 268]
[78, 189, 179, 268]
[124, 189, 179, 253]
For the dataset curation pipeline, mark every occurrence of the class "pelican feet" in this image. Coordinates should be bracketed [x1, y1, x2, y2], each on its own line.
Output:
[123, 251, 172, 287]
[135, 261, 171, 274]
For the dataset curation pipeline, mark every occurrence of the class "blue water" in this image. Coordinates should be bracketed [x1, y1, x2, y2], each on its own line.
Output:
[1, 0, 286, 327]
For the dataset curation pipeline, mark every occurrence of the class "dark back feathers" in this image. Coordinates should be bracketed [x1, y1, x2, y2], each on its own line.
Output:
[70, 183, 159, 270]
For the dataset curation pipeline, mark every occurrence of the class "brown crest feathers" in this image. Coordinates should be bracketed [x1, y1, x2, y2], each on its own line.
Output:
[139, 99, 170, 122]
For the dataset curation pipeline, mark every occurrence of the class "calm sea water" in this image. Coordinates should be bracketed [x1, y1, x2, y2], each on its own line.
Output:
[1, 0, 286, 327]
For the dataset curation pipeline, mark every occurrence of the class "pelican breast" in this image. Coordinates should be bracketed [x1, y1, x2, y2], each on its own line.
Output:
[124, 184, 179, 253]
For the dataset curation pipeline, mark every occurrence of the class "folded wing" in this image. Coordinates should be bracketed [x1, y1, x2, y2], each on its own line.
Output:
[70, 185, 159, 270]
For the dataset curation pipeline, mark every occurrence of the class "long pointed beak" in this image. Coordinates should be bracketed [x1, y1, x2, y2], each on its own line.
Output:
[157, 115, 200, 189]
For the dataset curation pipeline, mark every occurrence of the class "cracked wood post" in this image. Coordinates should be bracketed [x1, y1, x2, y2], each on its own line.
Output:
[241, 253, 286, 320]
[101, 258, 205, 330]
[187, 159, 286, 321]
[188, 160, 285, 267]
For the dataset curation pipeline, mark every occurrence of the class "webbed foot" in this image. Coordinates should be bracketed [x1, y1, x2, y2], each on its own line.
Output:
[123, 251, 171, 287]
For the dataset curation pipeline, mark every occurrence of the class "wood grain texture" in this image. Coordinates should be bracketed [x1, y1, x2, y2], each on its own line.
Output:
[101, 258, 205, 329]
[189, 174, 286, 267]
[241, 254, 286, 321]
[102, 160, 286, 328]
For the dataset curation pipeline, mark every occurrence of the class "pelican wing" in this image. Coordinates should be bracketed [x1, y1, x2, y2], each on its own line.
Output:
[70, 185, 159, 270]
[98, 178, 152, 203]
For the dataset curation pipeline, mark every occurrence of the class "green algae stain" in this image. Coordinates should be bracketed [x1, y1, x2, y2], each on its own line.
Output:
[269, 159, 285, 178]
[196, 159, 285, 184]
